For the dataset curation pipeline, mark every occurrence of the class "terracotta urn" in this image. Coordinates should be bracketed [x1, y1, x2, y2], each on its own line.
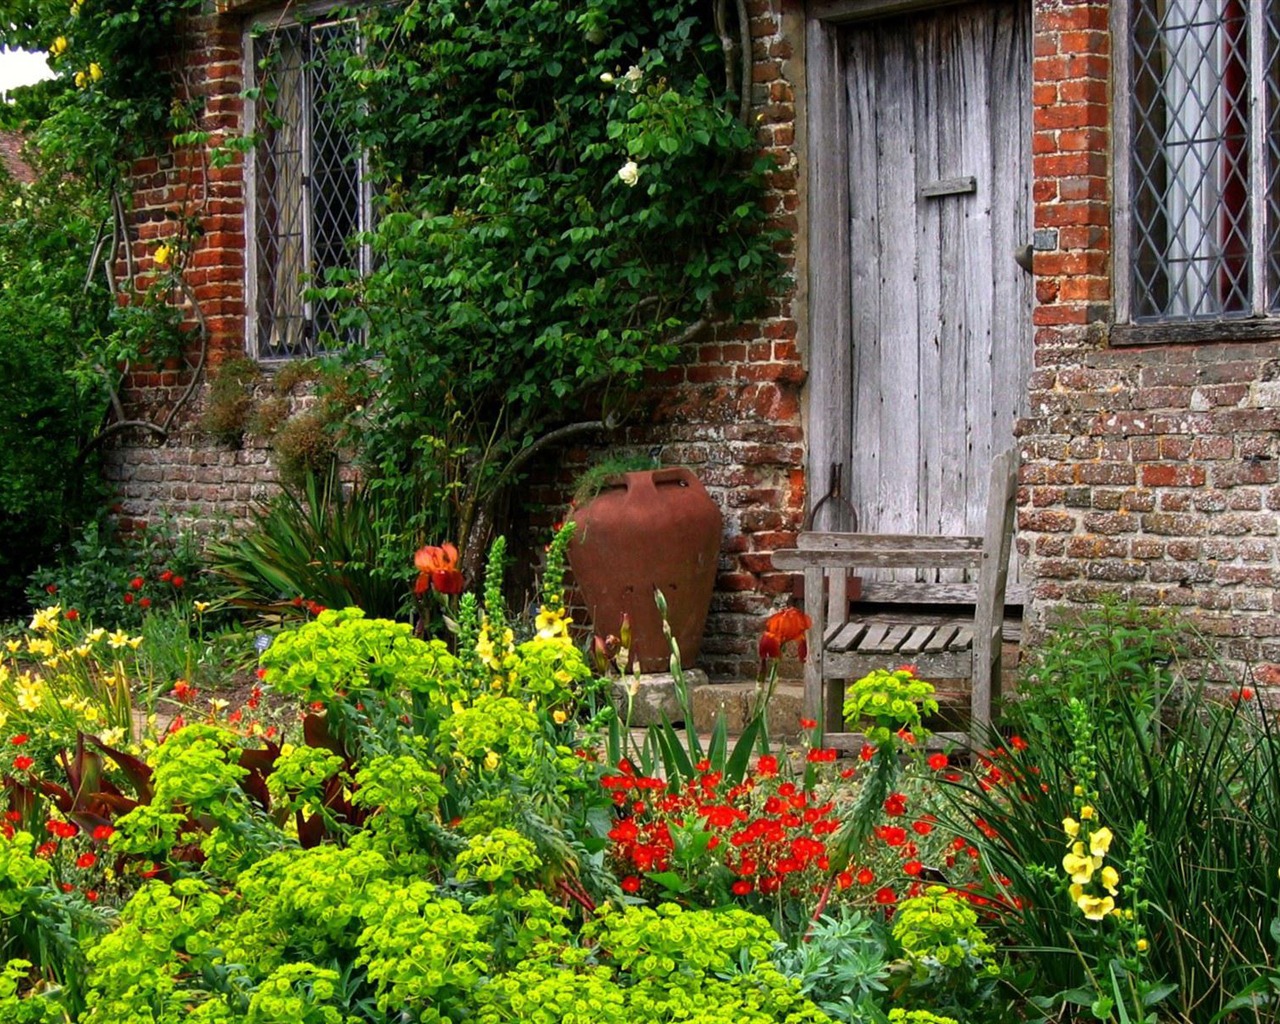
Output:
[568, 467, 722, 673]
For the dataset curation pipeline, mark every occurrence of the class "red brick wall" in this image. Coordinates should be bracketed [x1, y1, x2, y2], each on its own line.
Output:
[103, 4, 806, 684]
[1022, 0, 1280, 685]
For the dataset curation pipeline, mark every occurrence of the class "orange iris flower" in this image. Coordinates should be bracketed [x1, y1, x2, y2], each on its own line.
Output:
[758, 606, 812, 663]
[413, 542, 464, 596]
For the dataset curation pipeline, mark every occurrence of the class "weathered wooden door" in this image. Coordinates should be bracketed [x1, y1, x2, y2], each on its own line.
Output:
[809, 1, 1032, 561]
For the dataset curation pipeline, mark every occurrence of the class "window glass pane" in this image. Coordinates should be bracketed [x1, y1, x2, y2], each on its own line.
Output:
[251, 20, 363, 359]
[1130, 0, 1250, 322]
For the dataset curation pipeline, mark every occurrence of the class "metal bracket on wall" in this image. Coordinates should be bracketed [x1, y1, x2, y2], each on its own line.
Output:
[805, 463, 859, 532]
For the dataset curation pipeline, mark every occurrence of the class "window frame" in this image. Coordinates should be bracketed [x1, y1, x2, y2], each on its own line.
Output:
[1112, 0, 1280, 344]
[242, 3, 372, 363]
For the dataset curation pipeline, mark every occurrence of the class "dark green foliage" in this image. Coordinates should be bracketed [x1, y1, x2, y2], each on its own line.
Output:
[0, 154, 110, 615]
[320, 0, 784, 562]
[944, 605, 1280, 1023]
[205, 470, 408, 622]
[27, 513, 209, 628]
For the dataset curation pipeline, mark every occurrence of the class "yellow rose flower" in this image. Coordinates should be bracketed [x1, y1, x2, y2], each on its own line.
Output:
[49, 36, 68, 57]
[89, 61, 101, 81]
[552, 709, 568, 724]
[154, 243, 172, 267]
[74, 70, 87, 89]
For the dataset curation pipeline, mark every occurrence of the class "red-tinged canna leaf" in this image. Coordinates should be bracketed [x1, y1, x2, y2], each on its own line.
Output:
[83, 733, 153, 802]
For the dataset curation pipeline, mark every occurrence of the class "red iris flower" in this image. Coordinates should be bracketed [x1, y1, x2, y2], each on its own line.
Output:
[758, 607, 812, 664]
[414, 543, 464, 596]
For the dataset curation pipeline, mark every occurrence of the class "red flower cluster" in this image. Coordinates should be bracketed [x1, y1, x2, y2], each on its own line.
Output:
[602, 756, 842, 900]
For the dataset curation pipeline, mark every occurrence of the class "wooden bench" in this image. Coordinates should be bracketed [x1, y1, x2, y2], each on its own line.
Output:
[771, 447, 1019, 750]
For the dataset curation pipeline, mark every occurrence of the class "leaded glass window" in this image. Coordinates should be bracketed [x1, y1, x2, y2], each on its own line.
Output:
[247, 16, 368, 360]
[1125, 1, 1280, 323]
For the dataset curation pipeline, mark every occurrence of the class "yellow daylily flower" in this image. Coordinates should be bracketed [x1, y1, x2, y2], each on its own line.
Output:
[107, 630, 130, 649]
[30, 605, 60, 634]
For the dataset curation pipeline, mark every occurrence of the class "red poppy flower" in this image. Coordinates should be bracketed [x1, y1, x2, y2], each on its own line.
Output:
[856, 867, 874, 885]
[928, 752, 949, 770]
[129, 576, 144, 590]
[3, 811, 19, 823]
[12, 755, 33, 771]
[1232, 688, 1255, 703]
[620, 875, 642, 893]
[1009, 734, 1029, 751]
[883, 793, 907, 816]
[755, 754, 779, 776]
[799, 718, 817, 730]
[172, 680, 194, 702]
[171, 576, 184, 588]
[76, 852, 97, 869]
[85, 889, 99, 902]
[65, 608, 79, 621]
[92, 825, 115, 842]
[904, 860, 923, 877]
[860, 744, 875, 762]
[123, 593, 134, 605]
[159, 569, 174, 582]
[874, 886, 897, 904]
[10, 734, 28, 746]
[44, 583, 57, 594]
[36, 842, 56, 858]
[139, 597, 151, 610]
[731, 879, 753, 896]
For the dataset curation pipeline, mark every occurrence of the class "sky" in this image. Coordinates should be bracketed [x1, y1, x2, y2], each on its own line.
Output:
[0, 48, 54, 98]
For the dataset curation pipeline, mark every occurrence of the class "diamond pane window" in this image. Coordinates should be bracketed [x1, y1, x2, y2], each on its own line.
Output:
[248, 18, 367, 360]
[1125, 1, 1280, 324]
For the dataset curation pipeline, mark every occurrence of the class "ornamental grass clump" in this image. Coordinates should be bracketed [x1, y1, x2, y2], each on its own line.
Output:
[937, 603, 1277, 1024]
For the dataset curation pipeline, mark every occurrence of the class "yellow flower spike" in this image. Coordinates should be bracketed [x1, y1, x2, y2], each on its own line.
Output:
[1062, 817, 1080, 839]
[1100, 865, 1120, 895]
[1137, 938, 1149, 953]
[1089, 826, 1113, 857]
[1073, 784, 1085, 797]
[1079, 805, 1095, 820]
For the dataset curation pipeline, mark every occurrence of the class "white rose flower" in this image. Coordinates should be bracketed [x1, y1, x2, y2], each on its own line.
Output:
[617, 160, 640, 187]
[623, 64, 643, 91]
[599, 71, 614, 84]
